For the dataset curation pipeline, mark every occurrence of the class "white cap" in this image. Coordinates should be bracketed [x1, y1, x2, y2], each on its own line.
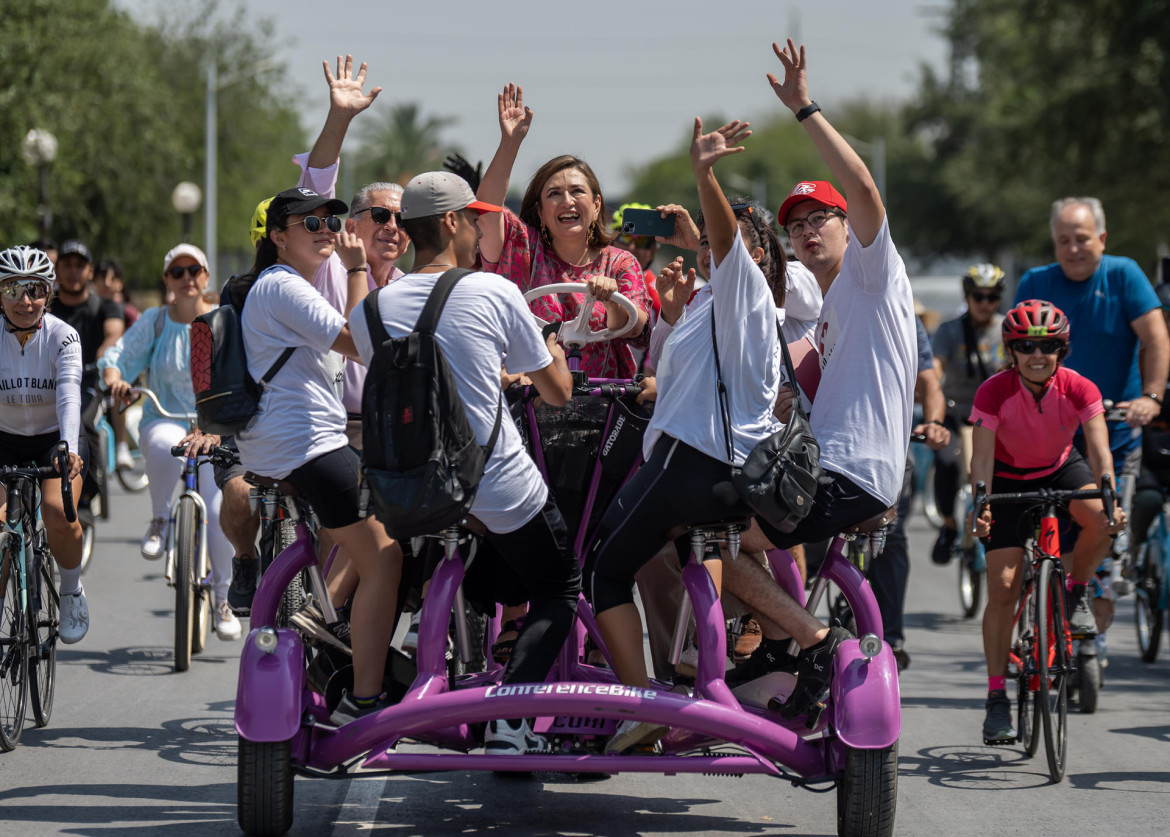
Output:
[163, 243, 209, 273]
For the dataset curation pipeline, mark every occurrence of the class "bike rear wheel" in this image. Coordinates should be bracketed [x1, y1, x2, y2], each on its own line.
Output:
[28, 555, 58, 728]
[1075, 649, 1100, 714]
[1037, 559, 1069, 782]
[267, 519, 305, 628]
[0, 537, 29, 751]
[173, 497, 198, 672]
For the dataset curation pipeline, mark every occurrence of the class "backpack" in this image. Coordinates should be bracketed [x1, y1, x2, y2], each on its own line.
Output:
[361, 269, 502, 539]
[190, 289, 295, 436]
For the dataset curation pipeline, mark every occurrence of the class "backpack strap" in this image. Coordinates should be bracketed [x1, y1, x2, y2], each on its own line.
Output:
[153, 305, 166, 342]
[362, 286, 393, 347]
[259, 346, 296, 388]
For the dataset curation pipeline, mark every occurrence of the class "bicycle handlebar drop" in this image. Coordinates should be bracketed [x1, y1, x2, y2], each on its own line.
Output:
[0, 441, 76, 524]
[972, 474, 1115, 535]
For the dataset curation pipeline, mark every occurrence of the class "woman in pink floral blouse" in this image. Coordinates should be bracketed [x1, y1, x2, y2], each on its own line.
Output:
[477, 83, 652, 379]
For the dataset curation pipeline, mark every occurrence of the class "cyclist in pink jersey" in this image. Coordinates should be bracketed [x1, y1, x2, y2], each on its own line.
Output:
[969, 299, 1125, 744]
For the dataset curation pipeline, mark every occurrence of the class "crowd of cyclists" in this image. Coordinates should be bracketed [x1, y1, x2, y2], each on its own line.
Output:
[5, 41, 1170, 763]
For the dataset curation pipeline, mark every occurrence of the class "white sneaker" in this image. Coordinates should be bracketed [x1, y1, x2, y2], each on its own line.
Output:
[401, 611, 421, 654]
[606, 718, 667, 754]
[115, 441, 134, 471]
[140, 517, 166, 561]
[484, 718, 550, 754]
[59, 587, 90, 644]
[215, 599, 242, 641]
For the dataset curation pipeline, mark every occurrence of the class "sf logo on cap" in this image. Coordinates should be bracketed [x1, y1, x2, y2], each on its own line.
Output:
[790, 182, 817, 197]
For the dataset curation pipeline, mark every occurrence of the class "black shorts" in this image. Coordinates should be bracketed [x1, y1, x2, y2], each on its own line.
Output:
[985, 448, 1094, 552]
[212, 436, 246, 490]
[0, 429, 90, 480]
[285, 444, 362, 530]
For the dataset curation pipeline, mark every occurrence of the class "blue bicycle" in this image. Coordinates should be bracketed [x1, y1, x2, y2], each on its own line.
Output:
[1133, 490, 1169, 663]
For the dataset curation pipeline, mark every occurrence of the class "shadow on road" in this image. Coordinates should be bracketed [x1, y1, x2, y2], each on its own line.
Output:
[57, 645, 229, 677]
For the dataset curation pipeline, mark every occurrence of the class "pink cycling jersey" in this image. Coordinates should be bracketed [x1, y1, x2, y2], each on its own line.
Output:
[969, 366, 1103, 479]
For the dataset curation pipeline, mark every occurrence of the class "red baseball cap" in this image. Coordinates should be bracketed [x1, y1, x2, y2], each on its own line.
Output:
[777, 181, 848, 227]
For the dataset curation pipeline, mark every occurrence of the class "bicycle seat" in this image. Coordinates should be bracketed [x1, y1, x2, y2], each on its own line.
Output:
[665, 516, 752, 541]
[844, 508, 897, 535]
[243, 471, 302, 498]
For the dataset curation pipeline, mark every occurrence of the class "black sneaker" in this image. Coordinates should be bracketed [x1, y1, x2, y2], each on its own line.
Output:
[725, 638, 799, 687]
[1065, 584, 1098, 638]
[228, 557, 258, 614]
[890, 641, 911, 673]
[778, 626, 851, 727]
[330, 690, 390, 725]
[982, 689, 1016, 745]
[931, 526, 958, 565]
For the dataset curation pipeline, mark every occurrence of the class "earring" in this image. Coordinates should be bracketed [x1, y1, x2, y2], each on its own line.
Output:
[540, 224, 552, 246]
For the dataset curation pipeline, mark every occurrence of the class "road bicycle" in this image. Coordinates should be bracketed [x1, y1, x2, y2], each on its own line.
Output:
[0, 442, 75, 751]
[974, 476, 1114, 783]
[1132, 487, 1170, 663]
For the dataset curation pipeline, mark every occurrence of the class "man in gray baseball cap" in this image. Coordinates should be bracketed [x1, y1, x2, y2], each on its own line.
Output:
[400, 171, 501, 220]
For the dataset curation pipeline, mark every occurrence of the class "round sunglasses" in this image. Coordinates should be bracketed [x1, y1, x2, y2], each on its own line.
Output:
[0, 279, 51, 301]
[289, 215, 343, 234]
[166, 264, 205, 280]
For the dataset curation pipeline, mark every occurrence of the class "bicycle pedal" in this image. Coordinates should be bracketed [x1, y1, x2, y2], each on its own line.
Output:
[982, 736, 1016, 747]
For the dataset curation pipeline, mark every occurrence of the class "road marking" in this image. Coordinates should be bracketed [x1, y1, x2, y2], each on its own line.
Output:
[332, 775, 388, 833]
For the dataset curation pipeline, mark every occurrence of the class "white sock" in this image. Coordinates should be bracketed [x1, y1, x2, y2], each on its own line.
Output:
[58, 566, 82, 597]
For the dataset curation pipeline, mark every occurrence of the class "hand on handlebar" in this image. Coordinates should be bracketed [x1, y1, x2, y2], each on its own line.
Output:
[53, 450, 84, 481]
[912, 421, 951, 450]
[1116, 397, 1158, 427]
[584, 274, 619, 303]
[1103, 504, 1128, 534]
[107, 377, 135, 406]
[635, 375, 657, 404]
[969, 507, 992, 539]
[180, 430, 222, 458]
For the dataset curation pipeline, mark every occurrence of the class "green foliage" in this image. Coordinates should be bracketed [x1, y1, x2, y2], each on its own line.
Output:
[0, 0, 305, 287]
[354, 102, 460, 187]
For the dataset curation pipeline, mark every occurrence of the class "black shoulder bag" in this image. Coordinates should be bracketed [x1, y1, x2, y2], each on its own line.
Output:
[712, 310, 823, 534]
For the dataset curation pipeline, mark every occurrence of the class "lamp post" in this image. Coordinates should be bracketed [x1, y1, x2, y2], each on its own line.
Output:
[21, 128, 58, 239]
[172, 182, 203, 243]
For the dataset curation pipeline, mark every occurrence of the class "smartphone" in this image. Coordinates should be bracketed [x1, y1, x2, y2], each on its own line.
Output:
[619, 208, 675, 239]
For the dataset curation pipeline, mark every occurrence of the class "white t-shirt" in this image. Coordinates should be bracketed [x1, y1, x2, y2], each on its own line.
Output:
[811, 216, 916, 506]
[349, 270, 553, 534]
[237, 265, 348, 479]
[781, 260, 822, 345]
[0, 313, 82, 453]
[646, 231, 783, 465]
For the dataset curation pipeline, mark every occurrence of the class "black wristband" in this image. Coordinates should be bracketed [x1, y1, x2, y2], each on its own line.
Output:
[1145, 392, 1163, 405]
[346, 266, 368, 275]
[928, 419, 945, 427]
[795, 101, 821, 123]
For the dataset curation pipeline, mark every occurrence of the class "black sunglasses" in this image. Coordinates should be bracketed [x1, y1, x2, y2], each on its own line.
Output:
[970, 291, 1002, 304]
[1011, 339, 1064, 355]
[290, 215, 343, 234]
[166, 264, 204, 280]
[354, 206, 401, 227]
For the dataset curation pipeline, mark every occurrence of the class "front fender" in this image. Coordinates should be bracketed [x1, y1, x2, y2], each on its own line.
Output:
[235, 628, 306, 742]
[830, 640, 901, 749]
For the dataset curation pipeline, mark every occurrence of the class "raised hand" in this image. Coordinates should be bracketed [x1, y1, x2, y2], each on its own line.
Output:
[497, 82, 533, 145]
[335, 228, 366, 271]
[322, 54, 382, 119]
[689, 117, 751, 174]
[656, 256, 696, 323]
[654, 204, 701, 251]
[766, 39, 811, 113]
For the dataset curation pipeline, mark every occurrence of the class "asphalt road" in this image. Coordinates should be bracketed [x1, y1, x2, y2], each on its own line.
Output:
[2, 480, 1169, 836]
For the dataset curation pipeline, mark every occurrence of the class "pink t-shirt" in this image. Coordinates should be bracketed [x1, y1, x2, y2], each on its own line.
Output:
[969, 366, 1104, 479]
[481, 209, 651, 379]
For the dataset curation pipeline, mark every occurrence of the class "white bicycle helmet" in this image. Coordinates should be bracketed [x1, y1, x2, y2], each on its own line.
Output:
[0, 245, 56, 285]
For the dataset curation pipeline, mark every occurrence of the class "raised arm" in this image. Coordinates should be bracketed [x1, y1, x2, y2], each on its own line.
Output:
[767, 40, 883, 246]
[690, 117, 751, 267]
[477, 83, 533, 264]
[306, 54, 382, 170]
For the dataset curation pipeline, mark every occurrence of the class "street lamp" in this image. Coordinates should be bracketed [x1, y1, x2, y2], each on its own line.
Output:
[171, 181, 203, 243]
[21, 128, 58, 238]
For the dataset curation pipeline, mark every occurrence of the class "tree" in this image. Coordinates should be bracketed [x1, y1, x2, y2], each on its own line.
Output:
[354, 102, 460, 187]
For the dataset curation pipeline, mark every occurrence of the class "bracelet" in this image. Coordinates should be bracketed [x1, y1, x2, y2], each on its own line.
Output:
[928, 419, 945, 427]
[795, 101, 821, 123]
[1145, 392, 1163, 405]
[346, 266, 367, 275]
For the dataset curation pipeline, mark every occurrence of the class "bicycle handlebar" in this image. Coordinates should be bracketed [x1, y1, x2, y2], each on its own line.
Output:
[169, 444, 240, 470]
[1101, 399, 1128, 423]
[972, 473, 1115, 534]
[0, 442, 76, 524]
[123, 387, 197, 423]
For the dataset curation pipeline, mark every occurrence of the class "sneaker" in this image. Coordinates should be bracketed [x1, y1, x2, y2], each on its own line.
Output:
[931, 526, 958, 565]
[1066, 585, 1098, 638]
[982, 690, 1016, 745]
[288, 602, 351, 653]
[401, 611, 421, 654]
[115, 441, 134, 471]
[484, 718, 551, 755]
[890, 641, 911, 673]
[778, 625, 852, 727]
[606, 718, 668, 754]
[215, 599, 242, 641]
[59, 587, 90, 644]
[330, 690, 389, 725]
[725, 637, 799, 687]
[733, 617, 763, 662]
[227, 557, 257, 614]
[674, 643, 699, 679]
[140, 517, 166, 561]
[1095, 633, 1109, 669]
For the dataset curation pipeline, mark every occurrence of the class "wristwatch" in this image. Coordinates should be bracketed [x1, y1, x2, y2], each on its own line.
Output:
[1145, 392, 1163, 405]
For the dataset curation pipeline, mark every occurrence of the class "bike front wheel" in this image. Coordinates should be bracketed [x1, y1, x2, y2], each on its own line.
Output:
[0, 536, 29, 751]
[28, 556, 58, 727]
[1036, 559, 1069, 782]
[238, 737, 294, 836]
[173, 497, 198, 672]
[958, 549, 984, 619]
[1134, 546, 1164, 663]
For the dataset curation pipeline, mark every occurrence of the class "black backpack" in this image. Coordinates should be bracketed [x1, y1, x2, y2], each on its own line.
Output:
[361, 269, 502, 539]
[191, 291, 295, 436]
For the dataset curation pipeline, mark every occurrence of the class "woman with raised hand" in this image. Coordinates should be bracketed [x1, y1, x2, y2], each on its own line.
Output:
[476, 83, 652, 379]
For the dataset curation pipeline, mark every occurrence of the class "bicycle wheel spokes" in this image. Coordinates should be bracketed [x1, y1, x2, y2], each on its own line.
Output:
[0, 541, 29, 751]
[1037, 559, 1069, 782]
[29, 559, 59, 727]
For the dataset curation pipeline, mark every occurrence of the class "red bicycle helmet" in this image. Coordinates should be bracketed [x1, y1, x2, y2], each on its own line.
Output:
[1002, 299, 1070, 343]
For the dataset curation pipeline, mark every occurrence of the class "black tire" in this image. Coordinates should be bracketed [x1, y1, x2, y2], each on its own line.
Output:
[238, 737, 294, 836]
[1037, 560, 1069, 782]
[192, 584, 210, 655]
[28, 557, 58, 728]
[78, 515, 95, 575]
[1134, 548, 1164, 663]
[1076, 650, 1100, 714]
[0, 538, 29, 751]
[1017, 670, 1038, 756]
[921, 461, 943, 528]
[958, 551, 983, 619]
[837, 742, 898, 837]
[272, 519, 304, 628]
[93, 425, 111, 520]
[174, 497, 197, 673]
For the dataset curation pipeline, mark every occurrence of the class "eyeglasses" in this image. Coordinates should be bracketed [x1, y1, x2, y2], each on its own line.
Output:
[0, 279, 51, 301]
[970, 291, 1002, 304]
[290, 215, 343, 234]
[166, 264, 205, 280]
[353, 206, 401, 227]
[784, 208, 843, 238]
[1010, 339, 1064, 355]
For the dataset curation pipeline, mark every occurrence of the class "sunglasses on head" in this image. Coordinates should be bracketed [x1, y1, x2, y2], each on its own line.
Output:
[354, 206, 401, 226]
[970, 291, 1002, 304]
[166, 264, 204, 280]
[619, 234, 656, 249]
[1011, 339, 1063, 355]
[0, 279, 50, 301]
[290, 215, 343, 234]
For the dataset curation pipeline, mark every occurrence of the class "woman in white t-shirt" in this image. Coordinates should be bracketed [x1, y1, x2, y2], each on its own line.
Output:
[233, 186, 402, 724]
